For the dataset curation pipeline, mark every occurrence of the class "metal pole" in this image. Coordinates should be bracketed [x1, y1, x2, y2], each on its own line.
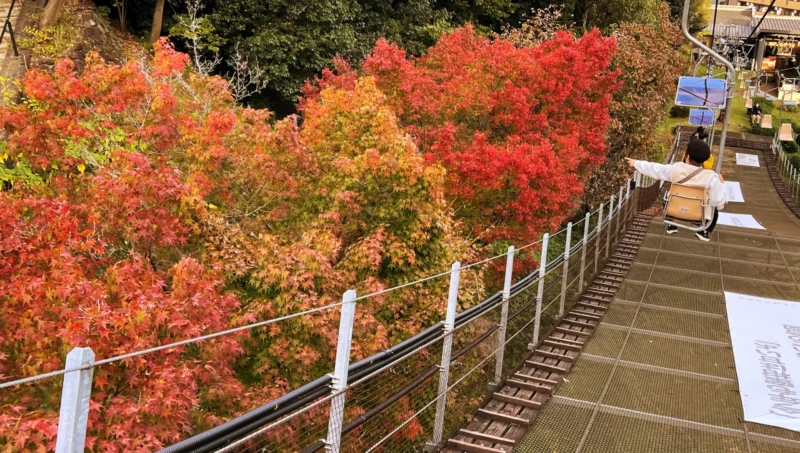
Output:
[605, 195, 613, 259]
[55, 347, 95, 453]
[579, 212, 590, 290]
[682, 0, 735, 175]
[594, 203, 603, 275]
[325, 290, 357, 453]
[529, 233, 549, 349]
[430, 262, 461, 448]
[491, 247, 515, 387]
[559, 223, 573, 317]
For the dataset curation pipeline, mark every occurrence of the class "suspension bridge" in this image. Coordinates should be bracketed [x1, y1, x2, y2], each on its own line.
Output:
[6, 124, 800, 453]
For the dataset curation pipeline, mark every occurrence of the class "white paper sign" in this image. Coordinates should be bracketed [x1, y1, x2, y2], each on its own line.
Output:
[726, 292, 800, 432]
[725, 182, 745, 203]
[718, 212, 766, 230]
[736, 153, 761, 167]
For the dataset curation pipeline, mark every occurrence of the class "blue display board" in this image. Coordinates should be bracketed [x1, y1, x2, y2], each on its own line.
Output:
[674, 77, 727, 109]
[689, 109, 715, 126]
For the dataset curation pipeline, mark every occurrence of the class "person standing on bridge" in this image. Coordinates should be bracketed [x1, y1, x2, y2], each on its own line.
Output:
[625, 140, 726, 242]
[691, 126, 708, 143]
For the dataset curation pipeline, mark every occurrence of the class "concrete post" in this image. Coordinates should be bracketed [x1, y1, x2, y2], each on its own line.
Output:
[578, 212, 590, 291]
[529, 233, 550, 349]
[55, 348, 95, 453]
[559, 223, 573, 317]
[325, 290, 357, 453]
[429, 262, 461, 448]
[491, 247, 515, 387]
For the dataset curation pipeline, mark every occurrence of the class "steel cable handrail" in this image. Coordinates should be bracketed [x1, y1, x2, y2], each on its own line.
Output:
[0, 191, 620, 391]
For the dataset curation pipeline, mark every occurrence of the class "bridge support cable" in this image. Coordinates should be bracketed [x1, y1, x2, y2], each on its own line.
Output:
[167, 176, 646, 453]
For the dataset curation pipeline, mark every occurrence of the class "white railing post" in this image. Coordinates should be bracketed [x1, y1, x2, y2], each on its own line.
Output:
[594, 203, 603, 274]
[491, 247, 515, 387]
[579, 212, 590, 290]
[605, 195, 613, 259]
[624, 178, 632, 225]
[616, 186, 624, 236]
[325, 290, 357, 453]
[55, 347, 95, 453]
[429, 262, 461, 449]
[529, 233, 549, 349]
[559, 223, 573, 317]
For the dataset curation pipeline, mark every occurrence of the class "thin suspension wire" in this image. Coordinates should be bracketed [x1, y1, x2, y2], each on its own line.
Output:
[0, 299, 348, 389]
[366, 288, 547, 452]
[1, 182, 632, 390]
[214, 287, 510, 453]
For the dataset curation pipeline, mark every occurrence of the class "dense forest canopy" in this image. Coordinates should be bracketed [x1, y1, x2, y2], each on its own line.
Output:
[2, 0, 694, 450]
[84, 0, 702, 111]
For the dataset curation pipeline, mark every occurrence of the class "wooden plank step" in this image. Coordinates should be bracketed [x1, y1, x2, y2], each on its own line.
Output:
[477, 408, 530, 426]
[594, 279, 621, 288]
[598, 272, 624, 281]
[602, 268, 626, 276]
[457, 429, 516, 446]
[506, 378, 553, 393]
[563, 318, 596, 329]
[525, 360, 568, 373]
[570, 310, 602, 320]
[582, 294, 611, 304]
[555, 327, 592, 338]
[576, 301, 607, 311]
[586, 287, 616, 296]
[548, 335, 585, 346]
[535, 349, 574, 361]
[447, 439, 507, 453]
[544, 339, 582, 351]
[493, 392, 542, 409]
[512, 372, 559, 386]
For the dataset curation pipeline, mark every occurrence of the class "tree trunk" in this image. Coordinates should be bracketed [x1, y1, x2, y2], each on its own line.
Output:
[147, 0, 166, 46]
[39, 0, 66, 28]
[573, 0, 587, 31]
[117, 1, 128, 34]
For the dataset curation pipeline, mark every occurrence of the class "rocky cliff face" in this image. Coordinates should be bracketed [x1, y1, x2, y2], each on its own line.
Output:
[30, 4, 126, 72]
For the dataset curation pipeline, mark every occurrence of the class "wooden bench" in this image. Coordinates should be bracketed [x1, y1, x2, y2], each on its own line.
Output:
[780, 123, 794, 142]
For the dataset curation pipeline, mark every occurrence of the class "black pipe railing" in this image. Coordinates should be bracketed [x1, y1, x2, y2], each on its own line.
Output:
[0, 0, 18, 57]
[161, 201, 619, 453]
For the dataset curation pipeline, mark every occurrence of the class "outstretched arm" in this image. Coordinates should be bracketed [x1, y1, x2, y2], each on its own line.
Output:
[625, 158, 673, 182]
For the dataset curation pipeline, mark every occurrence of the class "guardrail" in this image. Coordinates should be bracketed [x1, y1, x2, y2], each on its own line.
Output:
[158, 173, 663, 453]
[1, 155, 669, 453]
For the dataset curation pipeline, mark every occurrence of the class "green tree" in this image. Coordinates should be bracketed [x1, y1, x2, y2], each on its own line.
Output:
[208, 0, 452, 109]
[585, 3, 687, 206]
[665, 0, 708, 35]
[574, 0, 662, 30]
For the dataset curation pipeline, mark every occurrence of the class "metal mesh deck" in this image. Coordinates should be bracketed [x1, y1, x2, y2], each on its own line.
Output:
[516, 146, 800, 453]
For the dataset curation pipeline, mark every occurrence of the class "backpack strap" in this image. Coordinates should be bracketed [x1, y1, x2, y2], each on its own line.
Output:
[676, 167, 704, 185]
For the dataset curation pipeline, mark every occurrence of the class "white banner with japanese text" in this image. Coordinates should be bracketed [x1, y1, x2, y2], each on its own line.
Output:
[726, 292, 800, 432]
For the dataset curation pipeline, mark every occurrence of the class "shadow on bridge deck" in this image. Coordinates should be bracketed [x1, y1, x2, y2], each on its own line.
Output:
[515, 141, 800, 452]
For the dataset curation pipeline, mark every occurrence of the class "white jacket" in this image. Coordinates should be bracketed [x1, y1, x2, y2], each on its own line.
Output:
[634, 161, 727, 216]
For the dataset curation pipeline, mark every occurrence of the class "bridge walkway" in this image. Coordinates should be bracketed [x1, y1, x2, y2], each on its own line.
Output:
[513, 140, 800, 452]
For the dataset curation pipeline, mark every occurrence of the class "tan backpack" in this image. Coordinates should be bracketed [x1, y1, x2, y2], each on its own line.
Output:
[665, 167, 708, 224]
